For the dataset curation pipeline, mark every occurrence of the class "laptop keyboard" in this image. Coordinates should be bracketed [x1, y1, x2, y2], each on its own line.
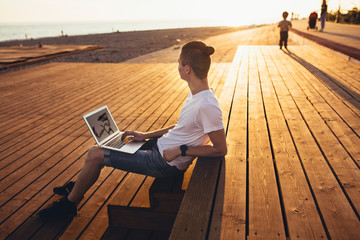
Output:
[106, 135, 125, 148]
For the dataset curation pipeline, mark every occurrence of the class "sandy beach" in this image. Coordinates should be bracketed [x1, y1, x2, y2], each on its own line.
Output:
[0, 26, 247, 67]
[3, 21, 358, 75]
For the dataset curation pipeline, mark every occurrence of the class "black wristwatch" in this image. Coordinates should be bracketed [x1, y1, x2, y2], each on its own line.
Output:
[180, 144, 188, 156]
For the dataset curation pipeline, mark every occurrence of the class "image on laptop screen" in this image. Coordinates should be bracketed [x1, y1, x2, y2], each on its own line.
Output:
[84, 107, 118, 143]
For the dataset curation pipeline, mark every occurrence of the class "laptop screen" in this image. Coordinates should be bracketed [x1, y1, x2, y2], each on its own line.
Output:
[84, 107, 118, 143]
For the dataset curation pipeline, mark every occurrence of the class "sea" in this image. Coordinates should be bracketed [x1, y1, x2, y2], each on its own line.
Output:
[0, 19, 256, 42]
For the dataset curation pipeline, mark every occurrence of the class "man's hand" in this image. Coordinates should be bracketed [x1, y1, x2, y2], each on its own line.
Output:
[121, 131, 146, 142]
[121, 125, 176, 143]
[163, 146, 181, 162]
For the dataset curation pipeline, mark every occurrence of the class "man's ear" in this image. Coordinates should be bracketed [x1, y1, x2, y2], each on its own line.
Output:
[185, 65, 190, 74]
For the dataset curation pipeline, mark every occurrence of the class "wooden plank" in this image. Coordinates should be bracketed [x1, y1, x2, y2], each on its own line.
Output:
[324, 119, 360, 168]
[273, 47, 360, 214]
[169, 157, 222, 239]
[247, 46, 285, 239]
[260, 46, 327, 239]
[129, 177, 154, 208]
[209, 46, 248, 239]
[268, 47, 360, 239]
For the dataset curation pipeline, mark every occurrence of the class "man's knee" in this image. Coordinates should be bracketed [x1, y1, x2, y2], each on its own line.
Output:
[86, 146, 105, 167]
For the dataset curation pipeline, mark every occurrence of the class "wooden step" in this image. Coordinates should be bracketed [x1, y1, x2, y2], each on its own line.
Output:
[108, 206, 178, 231]
[107, 174, 185, 231]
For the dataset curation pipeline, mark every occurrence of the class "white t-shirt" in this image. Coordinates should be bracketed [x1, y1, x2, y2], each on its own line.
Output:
[157, 89, 224, 170]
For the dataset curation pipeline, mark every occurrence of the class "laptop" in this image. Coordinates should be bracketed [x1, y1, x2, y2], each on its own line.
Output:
[83, 105, 145, 154]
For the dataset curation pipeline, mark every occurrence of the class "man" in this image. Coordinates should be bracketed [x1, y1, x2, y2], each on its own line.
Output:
[320, 0, 328, 32]
[39, 41, 227, 220]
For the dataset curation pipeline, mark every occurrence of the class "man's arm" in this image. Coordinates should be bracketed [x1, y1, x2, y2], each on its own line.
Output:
[122, 125, 176, 141]
[163, 128, 227, 162]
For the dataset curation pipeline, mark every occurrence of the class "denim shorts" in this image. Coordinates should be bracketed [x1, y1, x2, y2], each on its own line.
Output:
[104, 139, 184, 178]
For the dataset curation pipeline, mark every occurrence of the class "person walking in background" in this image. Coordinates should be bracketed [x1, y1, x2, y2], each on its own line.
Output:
[278, 11, 292, 50]
[320, 0, 328, 32]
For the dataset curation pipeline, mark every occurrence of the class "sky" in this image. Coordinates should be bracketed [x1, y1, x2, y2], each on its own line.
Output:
[0, 0, 359, 25]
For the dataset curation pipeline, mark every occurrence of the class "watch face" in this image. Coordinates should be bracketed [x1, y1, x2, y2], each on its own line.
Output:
[180, 145, 188, 156]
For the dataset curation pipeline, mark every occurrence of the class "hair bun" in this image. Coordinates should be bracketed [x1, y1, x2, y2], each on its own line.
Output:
[206, 46, 215, 55]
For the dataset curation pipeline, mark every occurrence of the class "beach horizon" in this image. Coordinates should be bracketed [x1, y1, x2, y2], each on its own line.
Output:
[0, 25, 256, 74]
[0, 19, 265, 42]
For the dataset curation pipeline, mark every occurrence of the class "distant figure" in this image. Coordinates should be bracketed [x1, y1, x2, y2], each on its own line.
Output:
[307, 12, 318, 31]
[38, 42, 43, 48]
[278, 11, 292, 50]
[320, 0, 327, 32]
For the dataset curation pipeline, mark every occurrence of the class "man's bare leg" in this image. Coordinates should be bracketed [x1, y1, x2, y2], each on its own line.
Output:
[68, 146, 105, 203]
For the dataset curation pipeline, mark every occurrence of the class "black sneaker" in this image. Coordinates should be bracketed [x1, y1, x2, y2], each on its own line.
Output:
[38, 197, 77, 220]
[53, 181, 75, 197]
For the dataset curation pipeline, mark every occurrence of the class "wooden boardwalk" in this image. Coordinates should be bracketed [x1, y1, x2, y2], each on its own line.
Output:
[173, 45, 360, 240]
[0, 26, 359, 239]
[0, 45, 101, 70]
